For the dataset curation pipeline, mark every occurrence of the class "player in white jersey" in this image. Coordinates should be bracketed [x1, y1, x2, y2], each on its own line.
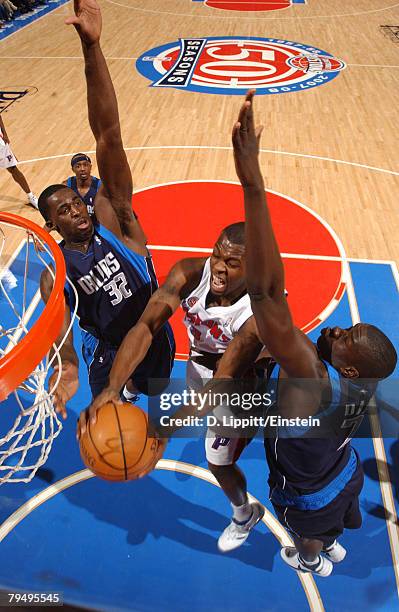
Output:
[86, 221, 266, 548]
[0, 114, 38, 209]
[183, 256, 253, 389]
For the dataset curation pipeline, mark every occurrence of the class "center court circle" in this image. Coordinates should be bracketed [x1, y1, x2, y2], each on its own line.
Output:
[133, 181, 346, 356]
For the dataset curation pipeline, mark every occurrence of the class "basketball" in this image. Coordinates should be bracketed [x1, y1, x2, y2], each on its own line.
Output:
[79, 402, 162, 481]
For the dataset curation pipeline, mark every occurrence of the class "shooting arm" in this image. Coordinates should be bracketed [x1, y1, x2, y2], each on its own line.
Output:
[107, 289, 179, 393]
[106, 258, 205, 392]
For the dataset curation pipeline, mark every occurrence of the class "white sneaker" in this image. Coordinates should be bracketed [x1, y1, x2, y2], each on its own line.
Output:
[323, 540, 346, 563]
[218, 502, 265, 552]
[27, 193, 38, 209]
[121, 385, 140, 404]
[280, 547, 333, 577]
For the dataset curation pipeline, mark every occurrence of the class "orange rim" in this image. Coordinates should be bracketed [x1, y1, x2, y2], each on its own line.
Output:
[0, 212, 66, 402]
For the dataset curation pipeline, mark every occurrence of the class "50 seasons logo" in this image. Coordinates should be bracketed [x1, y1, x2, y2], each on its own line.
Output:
[136, 37, 346, 95]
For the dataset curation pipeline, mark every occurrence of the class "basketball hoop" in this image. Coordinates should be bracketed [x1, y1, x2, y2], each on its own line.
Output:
[0, 212, 78, 484]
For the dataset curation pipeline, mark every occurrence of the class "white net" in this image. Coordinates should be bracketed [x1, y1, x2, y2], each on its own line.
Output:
[0, 221, 77, 484]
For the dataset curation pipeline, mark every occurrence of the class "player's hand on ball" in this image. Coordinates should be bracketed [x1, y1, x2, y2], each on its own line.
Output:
[49, 362, 79, 420]
[88, 386, 122, 426]
[65, 0, 102, 46]
[78, 404, 165, 480]
[232, 90, 264, 188]
[76, 409, 88, 440]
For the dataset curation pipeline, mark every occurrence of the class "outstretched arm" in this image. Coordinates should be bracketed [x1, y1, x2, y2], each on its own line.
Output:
[80, 258, 206, 428]
[233, 91, 320, 378]
[66, 0, 138, 242]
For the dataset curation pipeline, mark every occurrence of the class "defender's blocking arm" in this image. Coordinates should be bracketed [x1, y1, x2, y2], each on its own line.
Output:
[66, 0, 139, 241]
[233, 91, 321, 378]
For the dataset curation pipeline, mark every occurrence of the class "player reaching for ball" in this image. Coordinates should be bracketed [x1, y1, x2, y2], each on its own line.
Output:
[85, 223, 269, 549]
[234, 91, 397, 576]
[38, 0, 175, 419]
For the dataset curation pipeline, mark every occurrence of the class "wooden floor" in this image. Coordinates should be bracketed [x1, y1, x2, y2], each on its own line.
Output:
[0, 0, 398, 266]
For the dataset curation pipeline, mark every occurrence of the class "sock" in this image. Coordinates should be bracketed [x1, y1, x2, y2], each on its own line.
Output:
[323, 540, 336, 552]
[298, 554, 321, 569]
[27, 192, 34, 198]
[231, 499, 252, 524]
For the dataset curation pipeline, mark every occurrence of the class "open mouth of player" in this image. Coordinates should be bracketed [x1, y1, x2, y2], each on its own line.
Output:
[76, 218, 90, 230]
[211, 274, 227, 293]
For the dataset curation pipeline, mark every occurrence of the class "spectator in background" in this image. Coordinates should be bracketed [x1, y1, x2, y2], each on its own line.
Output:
[0, 0, 17, 20]
[0, 0, 47, 24]
[12, 0, 36, 14]
[0, 4, 8, 23]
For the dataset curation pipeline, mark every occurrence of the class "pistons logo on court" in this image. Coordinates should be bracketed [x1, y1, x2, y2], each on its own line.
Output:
[136, 37, 346, 95]
[0, 87, 38, 112]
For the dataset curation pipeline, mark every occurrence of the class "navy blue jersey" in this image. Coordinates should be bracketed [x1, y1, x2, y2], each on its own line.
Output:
[66, 176, 101, 216]
[264, 359, 374, 495]
[61, 223, 158, 348]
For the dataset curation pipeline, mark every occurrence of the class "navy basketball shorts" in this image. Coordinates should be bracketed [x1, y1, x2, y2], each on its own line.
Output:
[87, 323, 175, 398]
[271, 460, 364, 546]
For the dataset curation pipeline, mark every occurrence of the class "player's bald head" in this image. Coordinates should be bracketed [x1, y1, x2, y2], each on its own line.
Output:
[38, 184, 67, 221]
[220, 222, 245, 247]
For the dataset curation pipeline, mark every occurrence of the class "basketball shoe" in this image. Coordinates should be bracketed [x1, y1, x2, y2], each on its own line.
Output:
[27, 193, 38, 209]
[218, 502, 265, 552]
[121, 385, 140, 404]
[280, 547, 333, 577]
[323, 540, 346, 563]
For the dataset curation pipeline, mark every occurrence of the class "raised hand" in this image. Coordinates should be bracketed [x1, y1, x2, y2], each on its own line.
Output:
[65, 0, 102, 46]
[48, 362, 79, 420]
[232, 90, 264, 188]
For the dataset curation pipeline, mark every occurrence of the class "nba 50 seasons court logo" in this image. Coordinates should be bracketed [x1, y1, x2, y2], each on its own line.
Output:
[136, 37, 346, 95]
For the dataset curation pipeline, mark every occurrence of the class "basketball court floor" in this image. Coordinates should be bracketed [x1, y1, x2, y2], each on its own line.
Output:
[0, 1, 399, 610]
